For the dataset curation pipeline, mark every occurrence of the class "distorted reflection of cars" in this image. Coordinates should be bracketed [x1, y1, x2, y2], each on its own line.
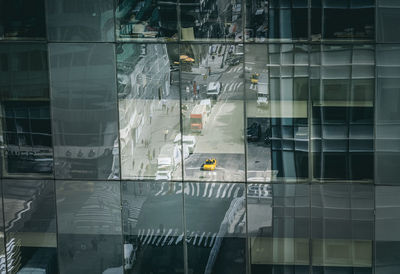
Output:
[201, 158, 217, 171]
[247, 122, 261, 142]
[250, 73, 259, 84]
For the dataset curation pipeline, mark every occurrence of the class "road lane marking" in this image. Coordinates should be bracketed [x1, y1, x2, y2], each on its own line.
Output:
[198, 231, 206, 246]
[209, 233, 217, 247]
[176, 233, 184, 245]
[221, 184, 230, 198]
[196, 183, 200, 196]
[233, 186, 241, 198]
[208, 183, 216, 198]
[227, 184, 235, 198]
[161, 228, 173, 246]
[203, 183, 209, 197]
[216, 184, 223, 198]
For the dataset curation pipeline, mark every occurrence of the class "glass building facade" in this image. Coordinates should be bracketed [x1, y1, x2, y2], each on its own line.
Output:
[0, 0, 399, 273]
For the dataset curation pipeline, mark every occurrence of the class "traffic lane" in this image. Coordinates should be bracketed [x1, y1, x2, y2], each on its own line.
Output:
[184, 153, 245, 182]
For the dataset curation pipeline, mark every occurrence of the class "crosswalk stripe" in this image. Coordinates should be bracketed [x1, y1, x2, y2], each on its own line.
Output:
[161, 228, 173, 246]
[203, 183, 209, 197]
[216, 184, 224, 198]
[209, 233, 217, 247]
[221, 184, 230, 198]
[227, 184, 235, 198]
[176, 233, 184, 245]
[155, 182, 166, 196]
[191, 183, 195, 196]
[196, 183, 200, 196]
[156, 229, 165, 246]
[193, 232, 198, 245]
[208, 183, 216, 198]
[204, 232, 211, 247]
[198, 231, 206, 246]
[142, 228, 151, 243]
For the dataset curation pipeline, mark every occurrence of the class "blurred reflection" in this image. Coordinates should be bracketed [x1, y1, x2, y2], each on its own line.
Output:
[117, 44, 181, 180]
[56, 181, 123, 274]
[3, 180, 57, 273]
[311, 45, 374, 181]
[312, 184, 373, 273]
[0, 0, 46, 40]
[376, 45, 400, 185]
[0, 43, 53, 177]
[121, 181, 183, 273]
[46, 0, 115, 42]
[49, 43, 119, 180]
[180, 0, 243, 41]
[249, 184, 309, 273]
[116, 0, 178, 41]
[180, 44, 245, 182]
[185, 182, 246, 274]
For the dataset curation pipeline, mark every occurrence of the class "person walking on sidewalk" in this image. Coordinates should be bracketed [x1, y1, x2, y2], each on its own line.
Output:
[164, 129, 169, 142]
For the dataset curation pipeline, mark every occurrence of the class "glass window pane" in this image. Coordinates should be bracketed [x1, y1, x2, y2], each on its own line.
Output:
[3, 180, 58, 273]
[121, 181, 183, 273]
[182, 44, 245, 182]
[186, 182, 246, 273]
[47, 0, 115, 42]
[56, 180, 123, 274]
[0, 44, 53, 177]
[49, 43, 119, 180]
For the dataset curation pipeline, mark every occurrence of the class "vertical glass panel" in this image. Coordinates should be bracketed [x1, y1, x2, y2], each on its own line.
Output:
[3, 180, 58, 273]
[181, 44, 244, 182]
[49, 43, 119, 180]
[323, 0, 374, 40]
[376, 45, 400, 185]
[250, 44, 308, 181]
[376, 186, 400, 273]
[377, 7, 400, 42]
[46, 0, 115, 42]
[121, 181, 183, 273]
[312, 184, 373, 272]
[249, 184, 310, 273]
[0, 0, 46, 40]
[115, 0, 178, 41]
[118, 43, 180, 180]
[186, 182, 246, 273]
[181, 0, 243, 41]
[0, 43, 53, 177]
[0, 180, 5, 273]
[56, 180, 123, 274]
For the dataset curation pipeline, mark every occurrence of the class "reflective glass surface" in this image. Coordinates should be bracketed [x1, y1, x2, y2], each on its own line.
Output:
[56, 180, 123, 274]
[3, 180, 57, 273]
[121, 181, 184, 273]
[180, 0, 242, 41]
[0, 43, 53, 178]
[376, 45, 400, 185]
[0, 0, 46, 40]
[249, 184, 310, 273]
[116, 0, 178, 41]
[185, 182, 246, 273]
[312, 184, 373, 272]
[376, 186, 400, 274]
[180, 44, 245, 182]
[49, 43, 119, 180]
[0, 180, 5, 273]
[46, 0, 115, 42]
[118, 43, 181, 180]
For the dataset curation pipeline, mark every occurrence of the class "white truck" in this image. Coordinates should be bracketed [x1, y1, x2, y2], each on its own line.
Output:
[155, 144, 188, 180]
[257, 75, 269, 107]
[206, 81, 221, 99]
[174, 133, 197, 154]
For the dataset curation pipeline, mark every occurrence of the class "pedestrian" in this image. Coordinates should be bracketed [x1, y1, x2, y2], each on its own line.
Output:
[164, 129, 169, 141]
[149, 113, 152, 124]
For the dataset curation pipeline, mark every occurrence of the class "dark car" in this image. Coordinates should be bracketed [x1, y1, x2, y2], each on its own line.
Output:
[247, 122, 261, 142]
[226, 56, 241, 66]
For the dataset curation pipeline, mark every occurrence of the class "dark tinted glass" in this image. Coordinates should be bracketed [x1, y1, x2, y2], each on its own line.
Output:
[185, 182, 246, 273]
[49, 43, 119, 180]
[0, 0, 46, 40]
[56, 180, 123, 274]
[47, 0, 115, 42]
[0, 43, 53, 177]
[3, 180, 58, 273]
[121, 181, 184, 273]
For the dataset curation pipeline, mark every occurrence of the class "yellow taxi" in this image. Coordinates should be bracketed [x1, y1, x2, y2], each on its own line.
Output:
[201, 158, 217, 171]
[251, 73, 259, 84]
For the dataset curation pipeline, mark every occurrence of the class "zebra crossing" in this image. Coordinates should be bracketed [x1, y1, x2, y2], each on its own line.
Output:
[154, 182, 244, 199]
[227, 66, 243, 74]
[222, 80, 243, 93]
[137, 228, 221, 248]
